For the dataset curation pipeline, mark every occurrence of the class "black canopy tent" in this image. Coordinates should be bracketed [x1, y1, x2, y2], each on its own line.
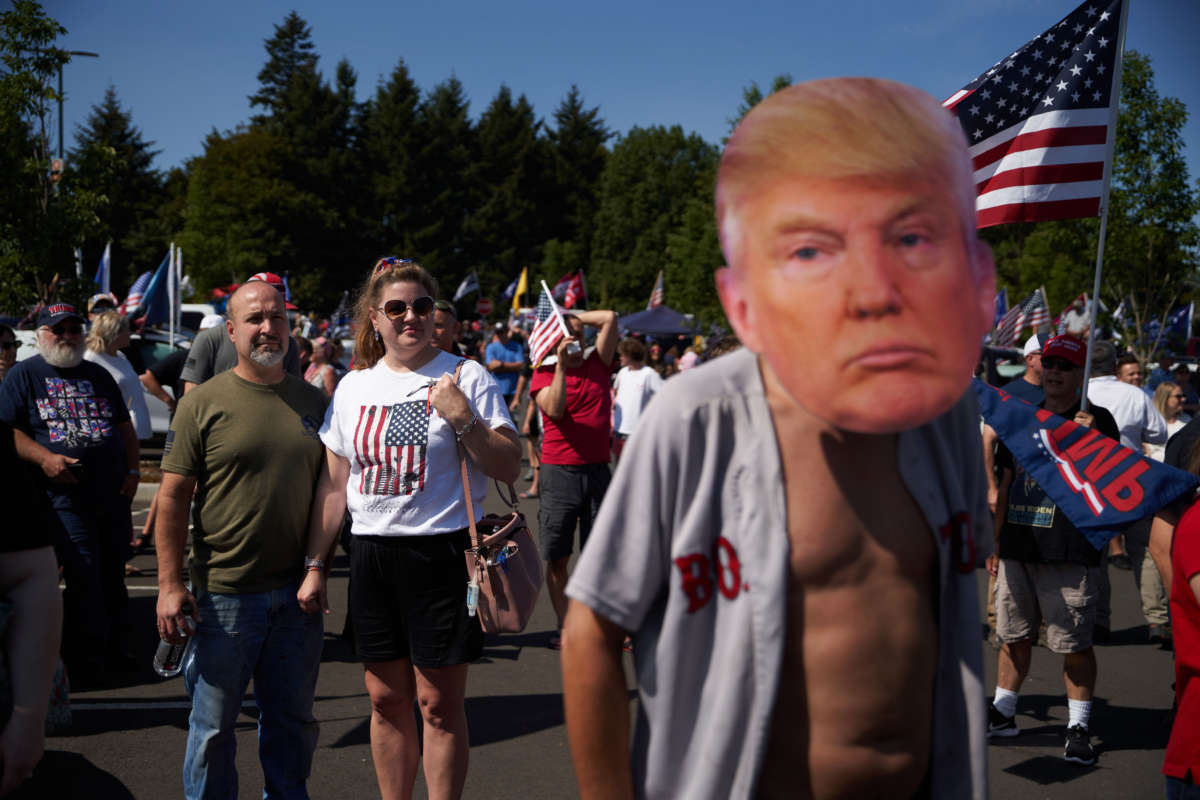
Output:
[617, 305, 697, 337]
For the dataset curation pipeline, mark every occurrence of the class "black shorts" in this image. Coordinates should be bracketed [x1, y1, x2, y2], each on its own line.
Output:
[349, 530, 483, 667]
[537, 463, 611, 562]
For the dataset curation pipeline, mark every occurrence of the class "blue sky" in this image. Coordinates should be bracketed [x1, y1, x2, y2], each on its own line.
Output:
[44, 0, 1199, 188]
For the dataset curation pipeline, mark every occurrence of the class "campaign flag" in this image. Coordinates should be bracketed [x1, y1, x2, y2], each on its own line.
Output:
[511, 266, 528, 313]
[119, 270, 152, 315]
[551, 272, 573, 302]
[943, 0, 1125, 228]
[139, 252, 173, 326]
[94, 242, 111, 295]
[1166, 303, 1193, 339]
[993, 288, 1008, 328]
[648, 270, 664, 310]
[564, 271, 586, 309]
[500, 277, 518, 302]
[974, 378, 1197, 548]
[453, 270, 479, 301]
[282, 272, 292, 303]
[529, 282, 568, 368]
[354, 402, 430, 497]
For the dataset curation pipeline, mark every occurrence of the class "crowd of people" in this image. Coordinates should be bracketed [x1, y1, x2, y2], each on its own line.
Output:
[1, 75, 1199, 800]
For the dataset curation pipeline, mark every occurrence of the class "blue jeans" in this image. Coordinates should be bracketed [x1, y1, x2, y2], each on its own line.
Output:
[1167, 775, 1200, 800]
[183, 582, 323, 800]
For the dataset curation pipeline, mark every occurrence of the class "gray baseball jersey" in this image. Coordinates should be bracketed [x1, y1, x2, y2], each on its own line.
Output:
[567, 347, 991, 800]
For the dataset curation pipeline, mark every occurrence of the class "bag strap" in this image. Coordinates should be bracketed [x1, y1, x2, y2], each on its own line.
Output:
[452, 360, 483, 553]
[453, 359, 522, 549]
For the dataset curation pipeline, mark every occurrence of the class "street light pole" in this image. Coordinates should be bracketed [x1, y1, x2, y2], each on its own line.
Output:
[57, 50, 99, 162]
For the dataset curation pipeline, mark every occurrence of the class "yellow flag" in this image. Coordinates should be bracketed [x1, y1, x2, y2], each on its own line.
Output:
[512, 266, 527, 313]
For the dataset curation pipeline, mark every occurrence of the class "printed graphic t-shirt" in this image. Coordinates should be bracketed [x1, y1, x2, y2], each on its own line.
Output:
[320, 351, 514, 536]
[0, 355, 131, 496]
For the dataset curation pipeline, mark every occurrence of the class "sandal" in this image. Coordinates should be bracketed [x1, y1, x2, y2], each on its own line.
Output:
[520, 491, 539, 499]
[124, 563, 143, 577]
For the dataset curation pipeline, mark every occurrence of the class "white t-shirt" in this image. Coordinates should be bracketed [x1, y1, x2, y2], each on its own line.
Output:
[319, 351, 514, 536]
[85, 349, 152, 439]
[613, 364, 664, 436]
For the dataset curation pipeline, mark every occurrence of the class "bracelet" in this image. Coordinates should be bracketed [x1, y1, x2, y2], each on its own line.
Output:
[304, 557, 325, 572]
[455, 414, 478, 443]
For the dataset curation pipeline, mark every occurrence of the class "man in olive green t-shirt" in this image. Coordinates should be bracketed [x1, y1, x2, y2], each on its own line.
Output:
[155, 281, 328, 799]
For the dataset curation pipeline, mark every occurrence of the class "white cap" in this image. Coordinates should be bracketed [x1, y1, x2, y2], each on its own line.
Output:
[199, 314, 224, 330]
[1023, 333, 1044, 357]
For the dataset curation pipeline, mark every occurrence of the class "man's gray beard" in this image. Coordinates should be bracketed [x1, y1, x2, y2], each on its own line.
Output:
[39, 336, 85, 368]
[249, 347, 285, 368]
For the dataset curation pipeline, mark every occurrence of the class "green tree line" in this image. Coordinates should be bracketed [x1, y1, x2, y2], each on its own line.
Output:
[2, 2, 1196, 349]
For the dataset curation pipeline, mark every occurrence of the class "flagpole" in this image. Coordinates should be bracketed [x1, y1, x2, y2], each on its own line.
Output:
[1079, 0, 1131, 413]
[168, 243, 176, 344]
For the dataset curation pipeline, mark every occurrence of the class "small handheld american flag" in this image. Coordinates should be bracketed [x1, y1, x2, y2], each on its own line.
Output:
[530, 282, 569, 368]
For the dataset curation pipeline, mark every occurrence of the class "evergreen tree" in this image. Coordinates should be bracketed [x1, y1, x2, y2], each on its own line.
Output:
[69, 85, 165, 291]
[466, 85, 551, 291]
[362, 59, 423, 260]
[408, 76, 476, 276]
[248, 11, 318, 122]
[545, 85, 609, 268]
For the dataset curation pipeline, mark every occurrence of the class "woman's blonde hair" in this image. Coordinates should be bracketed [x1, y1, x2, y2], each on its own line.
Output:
[1154, 381, 1180, 419]
[86, 310, 129, 353]
[716, 77, 978, 270]
[353, 257, 439, 370]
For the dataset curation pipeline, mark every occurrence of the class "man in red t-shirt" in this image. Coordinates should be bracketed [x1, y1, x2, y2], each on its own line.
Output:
[531, 309, 618, 647]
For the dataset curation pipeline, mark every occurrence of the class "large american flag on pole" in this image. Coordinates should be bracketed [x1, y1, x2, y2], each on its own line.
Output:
[530, 282, 568, 368]
[119, 270, 152, 316]
[353, 401, 430, 496]
[943, 0, 1124, 228]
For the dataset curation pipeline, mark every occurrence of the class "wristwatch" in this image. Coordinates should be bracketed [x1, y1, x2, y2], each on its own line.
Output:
[455, 414, 479, 443]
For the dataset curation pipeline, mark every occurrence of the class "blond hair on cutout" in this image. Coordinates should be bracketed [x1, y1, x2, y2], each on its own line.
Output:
[352, 259, 440, 370]
[86, 310, 129, 353]
[716, 77, 978, 269]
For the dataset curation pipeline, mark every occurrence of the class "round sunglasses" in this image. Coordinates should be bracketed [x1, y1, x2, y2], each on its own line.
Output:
[376, 296, 435, 320]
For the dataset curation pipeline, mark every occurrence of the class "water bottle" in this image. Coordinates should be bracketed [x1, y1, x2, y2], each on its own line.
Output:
[466, 579, 479, 617]
[153, 602, 195, 678]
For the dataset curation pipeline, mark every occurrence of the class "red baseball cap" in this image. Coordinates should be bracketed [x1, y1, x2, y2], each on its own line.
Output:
[1042, 334, 1086, 367]
[246, 272, 285, 291]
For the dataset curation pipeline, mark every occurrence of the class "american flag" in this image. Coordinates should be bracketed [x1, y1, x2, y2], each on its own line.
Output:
[563, 271, 586, 309]
[647, 270, 664, 310]
[943, 0, 1124, 228]
[994, 289, 1049, 346]
[119, 270, 152, 315]
[353, 401, 429, 496]
[529, 284, 566, 368]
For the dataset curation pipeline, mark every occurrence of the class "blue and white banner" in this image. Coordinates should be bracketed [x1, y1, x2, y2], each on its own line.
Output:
[974, 378, 1197, 548]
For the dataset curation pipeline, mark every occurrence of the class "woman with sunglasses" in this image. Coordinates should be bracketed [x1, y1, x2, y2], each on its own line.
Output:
[298, 258, 520, 799]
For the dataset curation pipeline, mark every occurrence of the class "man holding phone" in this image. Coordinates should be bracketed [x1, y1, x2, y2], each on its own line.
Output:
[530, 309, 618, 649]
[0, 303, 141, 686]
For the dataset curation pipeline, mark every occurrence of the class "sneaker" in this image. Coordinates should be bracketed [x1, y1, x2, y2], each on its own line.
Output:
[987, 704, 1019, 738]
[1063, 725, 1097, 765]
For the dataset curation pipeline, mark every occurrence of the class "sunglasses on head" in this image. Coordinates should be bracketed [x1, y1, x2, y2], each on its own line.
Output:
[373, 256, 415, 275]
[49, 323, 84, 336]
[1042, 357, 1079, 371]
[377, 296, 435, 320]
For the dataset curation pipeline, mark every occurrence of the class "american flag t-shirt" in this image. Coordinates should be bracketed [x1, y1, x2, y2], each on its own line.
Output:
[943, 0, 1124, 228]
[353, 400, 430, 496]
